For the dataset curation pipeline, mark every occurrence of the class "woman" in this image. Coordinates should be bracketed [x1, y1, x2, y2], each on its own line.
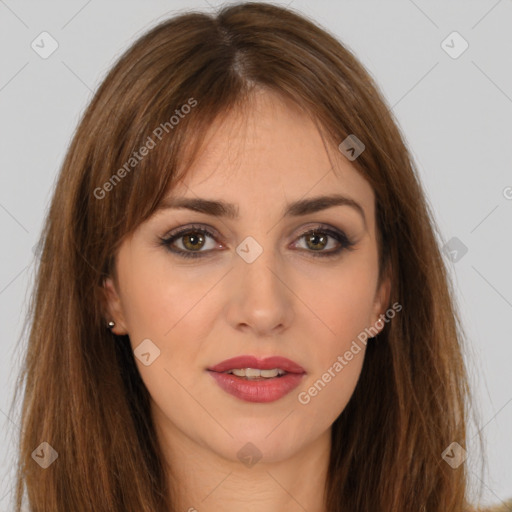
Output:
[10, 2, 509, 511]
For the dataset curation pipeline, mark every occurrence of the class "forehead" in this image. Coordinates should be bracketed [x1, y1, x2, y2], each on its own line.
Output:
[168, 90, 375, 221]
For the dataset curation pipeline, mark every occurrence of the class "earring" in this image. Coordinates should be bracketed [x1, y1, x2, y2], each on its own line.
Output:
[107, 321, 115, 329]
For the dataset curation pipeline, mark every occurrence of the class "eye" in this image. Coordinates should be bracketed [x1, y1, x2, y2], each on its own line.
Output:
[292, 226, 355, 258]
[159, 224, 220, 259]
[159, 223, 355, 259]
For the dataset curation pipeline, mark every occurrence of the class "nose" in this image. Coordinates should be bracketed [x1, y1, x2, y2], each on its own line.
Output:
[224, 242, 295, 337]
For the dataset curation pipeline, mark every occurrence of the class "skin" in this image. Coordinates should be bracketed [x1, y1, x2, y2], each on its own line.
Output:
[103, 88, 391, 512]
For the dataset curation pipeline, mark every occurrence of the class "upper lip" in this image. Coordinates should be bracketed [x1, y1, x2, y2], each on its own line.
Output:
[207, 355, 306, 374]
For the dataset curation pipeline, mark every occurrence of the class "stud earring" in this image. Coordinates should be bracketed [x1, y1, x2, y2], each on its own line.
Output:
[107, 321, 115, 329]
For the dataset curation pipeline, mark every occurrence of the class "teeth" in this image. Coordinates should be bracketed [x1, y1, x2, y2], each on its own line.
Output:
[227, 368, 286, 379]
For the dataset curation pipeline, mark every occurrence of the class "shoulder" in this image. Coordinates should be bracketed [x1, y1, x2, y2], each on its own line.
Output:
[469, 499, 512, 512]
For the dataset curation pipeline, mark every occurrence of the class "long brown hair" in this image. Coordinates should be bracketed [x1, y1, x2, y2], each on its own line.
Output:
[10, 2, 484, 510]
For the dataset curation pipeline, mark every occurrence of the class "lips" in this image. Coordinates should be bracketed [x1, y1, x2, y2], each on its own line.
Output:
[207, 355, 306, 374]
[206, 355, 306, 403]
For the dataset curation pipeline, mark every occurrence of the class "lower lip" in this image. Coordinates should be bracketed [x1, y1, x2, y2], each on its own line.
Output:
[207, 371, 305, 403]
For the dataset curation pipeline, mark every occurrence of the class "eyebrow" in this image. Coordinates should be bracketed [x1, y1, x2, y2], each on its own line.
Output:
[156, 193, 366, 227]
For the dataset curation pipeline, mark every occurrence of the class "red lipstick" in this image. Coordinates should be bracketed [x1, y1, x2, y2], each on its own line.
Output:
[207, 355, 306, 403]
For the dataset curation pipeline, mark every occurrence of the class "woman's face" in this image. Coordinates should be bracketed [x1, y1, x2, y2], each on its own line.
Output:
[104, 89, 390, 466]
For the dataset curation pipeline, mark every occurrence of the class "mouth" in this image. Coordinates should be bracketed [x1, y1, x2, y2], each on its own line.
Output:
[206, 355, 306, 403]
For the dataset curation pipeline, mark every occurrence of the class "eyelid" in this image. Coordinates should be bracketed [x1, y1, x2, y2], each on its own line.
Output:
[161, 223, 223, 245]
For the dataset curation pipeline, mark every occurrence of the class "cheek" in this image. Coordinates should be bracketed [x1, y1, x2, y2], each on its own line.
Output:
[118, 256, 221, 392]
[307, 257, 379, 343]
[298, 345, 366, 422]
[119, 264, 213, 423]
[293, 258, 376, 415]
[296, 289, 369, 427]
[119, 252, 215, 341]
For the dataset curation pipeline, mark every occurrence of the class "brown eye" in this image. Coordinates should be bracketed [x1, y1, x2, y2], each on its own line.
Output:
[181, 231, 206, 252]
[304, 231, 329, 252]
[293, 226, 355, 258]
[160, 225, 219, 259]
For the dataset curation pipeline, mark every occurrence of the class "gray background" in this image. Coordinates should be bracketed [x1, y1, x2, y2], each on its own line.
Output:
[1, 0, 511, 509]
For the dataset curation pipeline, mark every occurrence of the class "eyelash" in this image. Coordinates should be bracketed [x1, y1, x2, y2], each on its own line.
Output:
[159, 223, 355, 260]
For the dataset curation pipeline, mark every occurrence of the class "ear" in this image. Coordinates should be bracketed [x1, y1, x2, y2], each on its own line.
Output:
[369, 268, 392, 336]
[101, 276, 129, 335]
